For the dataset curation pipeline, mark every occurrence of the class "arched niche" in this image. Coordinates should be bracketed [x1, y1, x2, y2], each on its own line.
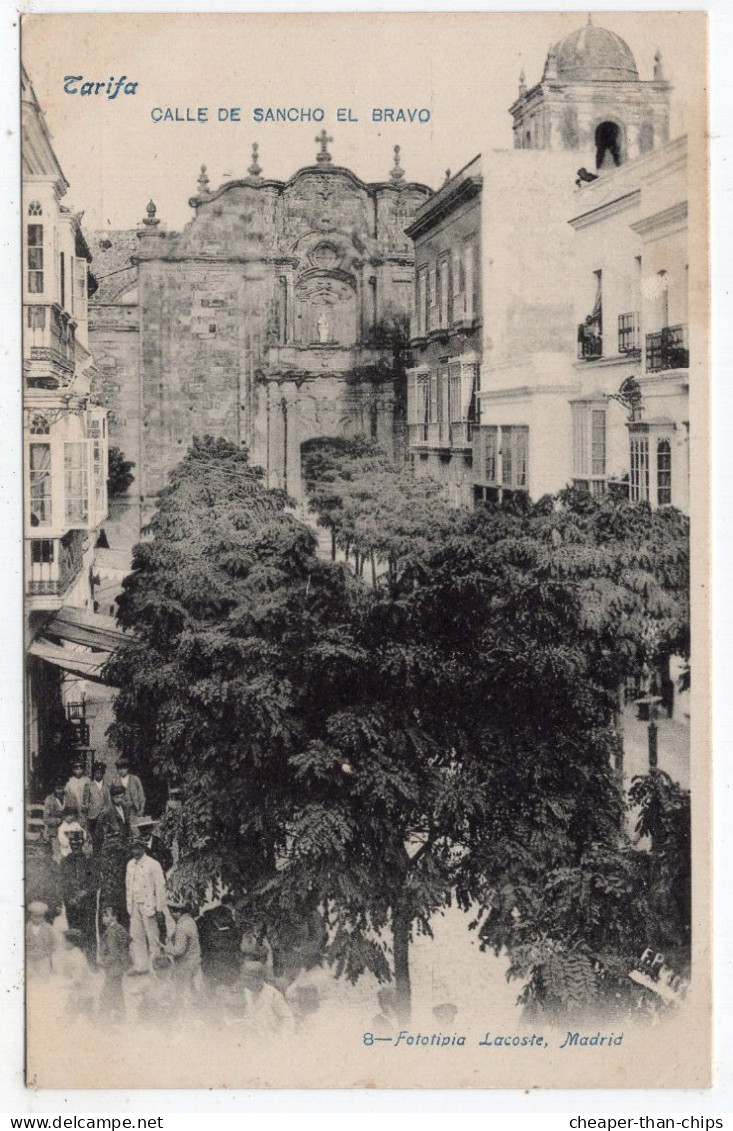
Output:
[294, 269, 357, 346]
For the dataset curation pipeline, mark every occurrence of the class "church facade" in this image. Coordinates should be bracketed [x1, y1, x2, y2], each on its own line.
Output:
[89, 136, 432, 545]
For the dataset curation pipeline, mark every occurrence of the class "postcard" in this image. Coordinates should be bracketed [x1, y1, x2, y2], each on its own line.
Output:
[20, 11, 710, 1089]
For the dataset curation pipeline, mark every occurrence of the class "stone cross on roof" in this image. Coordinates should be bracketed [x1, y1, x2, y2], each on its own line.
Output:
[197, 165, 210, 194]
[315, 129, 333, 163]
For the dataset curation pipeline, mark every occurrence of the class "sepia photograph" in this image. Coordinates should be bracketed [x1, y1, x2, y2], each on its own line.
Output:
[19, 10, 710, 1090]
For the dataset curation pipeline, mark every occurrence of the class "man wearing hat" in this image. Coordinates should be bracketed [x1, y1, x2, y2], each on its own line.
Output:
[59, 830, 98, 962]
[86, 761, 111, 845]
[126, 837, 167, 971]
[26, 901, 56, 977]
[96, 784, 133, 927]
[135, 816, 174, 874]
[108, 757, 145, 826]
[65, 757, 92, 829]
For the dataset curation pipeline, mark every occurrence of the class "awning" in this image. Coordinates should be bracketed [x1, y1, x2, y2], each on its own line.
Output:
[43, 606, 127, 652]
[27, 637, 109, 681]
[27, 606, 128, 685]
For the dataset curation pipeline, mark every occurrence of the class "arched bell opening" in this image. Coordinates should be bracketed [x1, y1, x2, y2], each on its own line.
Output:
[595, 120, 624, 170]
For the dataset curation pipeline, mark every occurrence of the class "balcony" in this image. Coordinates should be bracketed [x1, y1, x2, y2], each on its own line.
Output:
[577, 324, 603, 360]
[645, 325, 689, 373]
[24, 305, 77, 387]
[27, 530, 86, 600]
[618, 312, 641, 354]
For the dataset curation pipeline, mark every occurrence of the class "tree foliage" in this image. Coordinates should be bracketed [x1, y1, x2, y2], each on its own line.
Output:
[107, 445, 136, 498]
[107, 438, 690, 1021]
[302, 437, 456, 584]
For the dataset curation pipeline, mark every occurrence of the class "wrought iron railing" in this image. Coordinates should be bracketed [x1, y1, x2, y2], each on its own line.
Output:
[645, 325, 689, 372]
[618, 312, 640, 354]
[577, 324, 603, 359]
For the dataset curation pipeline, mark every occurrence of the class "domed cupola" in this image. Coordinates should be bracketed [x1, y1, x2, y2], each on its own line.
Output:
[509, 16, 671, 163]
[547, 21, 639, 83]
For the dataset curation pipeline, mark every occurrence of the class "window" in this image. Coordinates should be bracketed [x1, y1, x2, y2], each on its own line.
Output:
[416, 269, 427, 335]
[29, 443, 52, 526]
[572, 404, 607, 494]
[27, 306, 46, 331]
[27, 224, 43, 292]
[60, 251, 65, 308]
[657, 439, 672, 506]
[28, 201, 42, 217]
[64, 441, 89, 525]
[429, 269, 437, 309]
[483, 426, 498, 484]
[72, 257, 87, 318]
[30, 413, 49, 435]
[91, 439, 105, 516]
[439, 260, 450, 327]
[31, 539, 54, 564]
[501, 426, 529, 491]
[630, 434, 650, 502]
[429, 373, 438, 423]
[448, 367, 461, 423]
[437, 364, 449, 439]
[417, 373, 429, 439]
[453, 253, 465, 322]
[464, 244, 474, 320]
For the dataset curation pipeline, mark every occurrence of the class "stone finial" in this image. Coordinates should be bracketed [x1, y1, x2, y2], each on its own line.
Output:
[587, 12, 593, 25]
[545, 47, 558, 79]
[654, 49, 664, 81]
[315, 129, 333, 164]
[518, 68, 526, 96]
[197, 165, 210, 194]
[390, 144, 405, 183]
[248, 142, 263, 179]
[444, 169, 451, 184]
[142, 199, 160, 227]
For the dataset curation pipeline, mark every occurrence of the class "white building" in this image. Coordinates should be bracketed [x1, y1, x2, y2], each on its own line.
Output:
[23, 66, 111, 795]
[406, 18, 689, 515]
[569, 136, 689, 510]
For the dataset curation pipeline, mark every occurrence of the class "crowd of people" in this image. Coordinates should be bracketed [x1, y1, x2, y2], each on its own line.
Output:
[27, 758, 357, 1036]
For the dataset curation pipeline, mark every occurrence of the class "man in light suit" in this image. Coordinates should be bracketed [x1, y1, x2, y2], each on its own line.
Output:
[86, 761, 111, 844]
[111, 757, 146, 826]
[126, 837, 167, 971]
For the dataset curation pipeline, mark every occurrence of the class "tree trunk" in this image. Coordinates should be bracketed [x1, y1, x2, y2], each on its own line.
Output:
[331, 530, 336, 561]
[614, 682, 625, 783]
[371, 551, 377, 589]
[392, 904, 411, 1023]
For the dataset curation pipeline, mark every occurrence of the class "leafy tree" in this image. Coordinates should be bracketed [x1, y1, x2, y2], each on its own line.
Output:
[302, 437, 455, 585]
[108, 444, 690, 1022]
[105, 435, 353, 896]
[107, 446, 136, 498]
[265, 488, 689, 1019]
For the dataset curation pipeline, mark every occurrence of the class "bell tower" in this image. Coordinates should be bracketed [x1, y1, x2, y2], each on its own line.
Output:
[509, 17, 671, 167]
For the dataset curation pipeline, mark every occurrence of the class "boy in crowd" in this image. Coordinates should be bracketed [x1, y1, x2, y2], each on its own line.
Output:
[99, 905, 131, 1021]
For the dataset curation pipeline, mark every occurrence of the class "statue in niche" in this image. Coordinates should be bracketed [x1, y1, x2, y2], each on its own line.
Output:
[317, 310, 330, 343]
